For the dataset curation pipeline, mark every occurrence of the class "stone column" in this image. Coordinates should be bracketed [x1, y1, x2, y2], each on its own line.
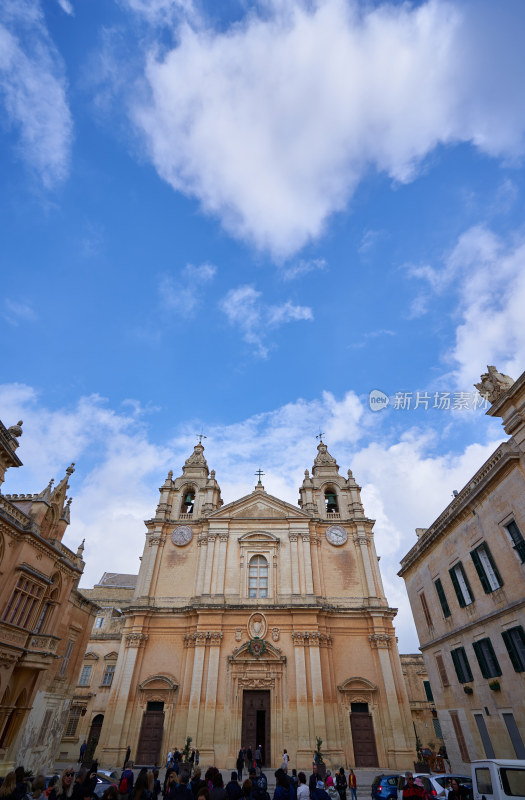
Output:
[369, 633, 412, 766]
[135, 533, 164, 598]
[356, 533, 376, 598]
[212, 532, 229, 596]
[202, 534, 217, 595]
[196, 536, 207, 596]
[308, 635, 327, 744]
[301, 534, 314, 595]
[186, 638, 206, 740]
[101, 632, 148, 760]
[201, 633, 222, 757]
[292, 634, 310, 758]
[289, 533, 299, 594]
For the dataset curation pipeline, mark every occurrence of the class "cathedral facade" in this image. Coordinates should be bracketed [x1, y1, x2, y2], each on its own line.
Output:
[97, 441, 415, 770]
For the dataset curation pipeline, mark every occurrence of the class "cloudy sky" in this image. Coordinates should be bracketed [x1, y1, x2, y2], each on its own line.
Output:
[1, 0, 525, 651]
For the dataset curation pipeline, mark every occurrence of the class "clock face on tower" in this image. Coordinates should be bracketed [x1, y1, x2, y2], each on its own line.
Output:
[326, 525, 347, 546]
[171, 525, 193, 546]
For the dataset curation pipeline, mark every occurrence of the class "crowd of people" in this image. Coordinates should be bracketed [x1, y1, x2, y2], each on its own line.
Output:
[0, 755, 467, 800]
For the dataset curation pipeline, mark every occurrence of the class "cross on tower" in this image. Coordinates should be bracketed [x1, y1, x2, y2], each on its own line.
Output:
[196, 432, 207, 444]
[255, 468, 265, 485]
[316, 430, 325, 443]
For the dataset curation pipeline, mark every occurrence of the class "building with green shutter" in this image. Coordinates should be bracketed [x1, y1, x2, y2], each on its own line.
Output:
[399, 366, 525, 772]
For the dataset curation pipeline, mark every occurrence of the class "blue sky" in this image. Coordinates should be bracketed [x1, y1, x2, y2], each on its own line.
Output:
[1, 0, 525, 650]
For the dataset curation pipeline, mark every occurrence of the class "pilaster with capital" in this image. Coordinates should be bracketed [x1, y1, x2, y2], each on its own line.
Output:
[135, 530, 165, 598]
[196, 534, 208, 595]
[354, 530, 376, 599]
[301, 533, 314, 594]
[202, 533, 217, 594]
[211, 530, 229, 595]
[289, 532, 300, 594]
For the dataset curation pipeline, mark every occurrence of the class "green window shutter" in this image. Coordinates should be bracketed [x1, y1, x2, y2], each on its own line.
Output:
[449, 567, 466, 607]
[435, 579, 451, 618]
[451, 648, 466, 682]
[459, 562, 475, 601]
[484, 638, 502, 677]
[471, 548, 491, 593]
[473, 640, 490, 678]
[502, 630, 522, 672]
[460, 647, 473, 682]
[483, 542, 503, 588]
[423, 680, 434, 702]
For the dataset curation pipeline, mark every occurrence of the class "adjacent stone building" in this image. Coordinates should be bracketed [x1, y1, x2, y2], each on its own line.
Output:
[0, 419, 98, 772]
[88, 440, 416, 770]
[400, 654, 444, 754]
[58, 573, 137, 764]
[399, 366, 525, 772]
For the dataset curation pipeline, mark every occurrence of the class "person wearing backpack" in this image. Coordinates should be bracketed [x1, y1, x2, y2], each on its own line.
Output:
[119, 763, 134, 800]
[247, 770, 269, 800]
[311, 783, 329, 800]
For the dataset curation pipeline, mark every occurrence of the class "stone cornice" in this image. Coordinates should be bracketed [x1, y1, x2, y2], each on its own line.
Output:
[399, 442, 520, 576]
[419, 596, 525, 652]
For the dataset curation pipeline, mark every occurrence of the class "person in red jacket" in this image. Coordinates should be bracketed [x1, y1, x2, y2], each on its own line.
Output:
[402, 775, 425, 800]
[348, 772, 356, 800]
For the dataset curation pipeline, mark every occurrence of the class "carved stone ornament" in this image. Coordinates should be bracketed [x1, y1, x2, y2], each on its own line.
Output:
[171, 525, 193, 546]
[368, 633, 392, 649]
[235, 627, 243, 642]
[314, 442, 337, 467]
[184, 631, 223, 647]
[474, 365, 514, 404]
[271, 627, 280, 642]
[291, 631, 333, 647]
[248, 638, 266, 657]
[248, 612, 267, 640]
[126, 632, 149, 648]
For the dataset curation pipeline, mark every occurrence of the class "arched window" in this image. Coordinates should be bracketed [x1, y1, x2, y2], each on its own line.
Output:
[248, 555, 268, 598]
[324, 487, 339, 513]
[181, 489, 195, 514]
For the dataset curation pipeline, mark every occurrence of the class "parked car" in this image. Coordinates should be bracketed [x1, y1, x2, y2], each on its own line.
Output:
[94, 773, 119, 798]
[372, 775, 402, 800]
[413, 774, 472, 798]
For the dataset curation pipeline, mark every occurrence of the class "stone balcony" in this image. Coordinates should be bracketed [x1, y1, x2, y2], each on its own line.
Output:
[26, 633, 60, 654]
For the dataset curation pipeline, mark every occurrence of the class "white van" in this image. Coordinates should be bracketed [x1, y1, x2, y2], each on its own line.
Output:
[471, 760, 525, 800]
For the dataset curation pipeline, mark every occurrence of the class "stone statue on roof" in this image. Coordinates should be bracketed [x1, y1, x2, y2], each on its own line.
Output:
[474, 365, 514, 404]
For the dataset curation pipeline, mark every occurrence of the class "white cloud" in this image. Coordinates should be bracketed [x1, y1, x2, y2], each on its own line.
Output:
[56, 0, 74, 15]
[159, 261, 216, 317]
[0, 381, 507, 650]
[2, 299, 37, 326]
[281, 258, 327, 281]
[131, 0, 525, 258]
[119, 0, 197, 25]
[408, 224, 525, 387]
[220, 285, 313, 356]
[0, 1, 72, 186]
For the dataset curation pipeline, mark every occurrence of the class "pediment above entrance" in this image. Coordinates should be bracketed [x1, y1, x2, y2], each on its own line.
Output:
[338, 676, 377, 692]
[208, 490, 309, 521]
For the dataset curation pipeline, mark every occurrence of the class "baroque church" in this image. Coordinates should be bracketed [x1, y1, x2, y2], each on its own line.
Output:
[95, 440, 416, 770]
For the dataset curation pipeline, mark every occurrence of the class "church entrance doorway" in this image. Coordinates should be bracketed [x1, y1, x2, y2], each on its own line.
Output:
[241, 690, 271, 766]
[350, 703, 378, 767]
[136, 702, 164, 765]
